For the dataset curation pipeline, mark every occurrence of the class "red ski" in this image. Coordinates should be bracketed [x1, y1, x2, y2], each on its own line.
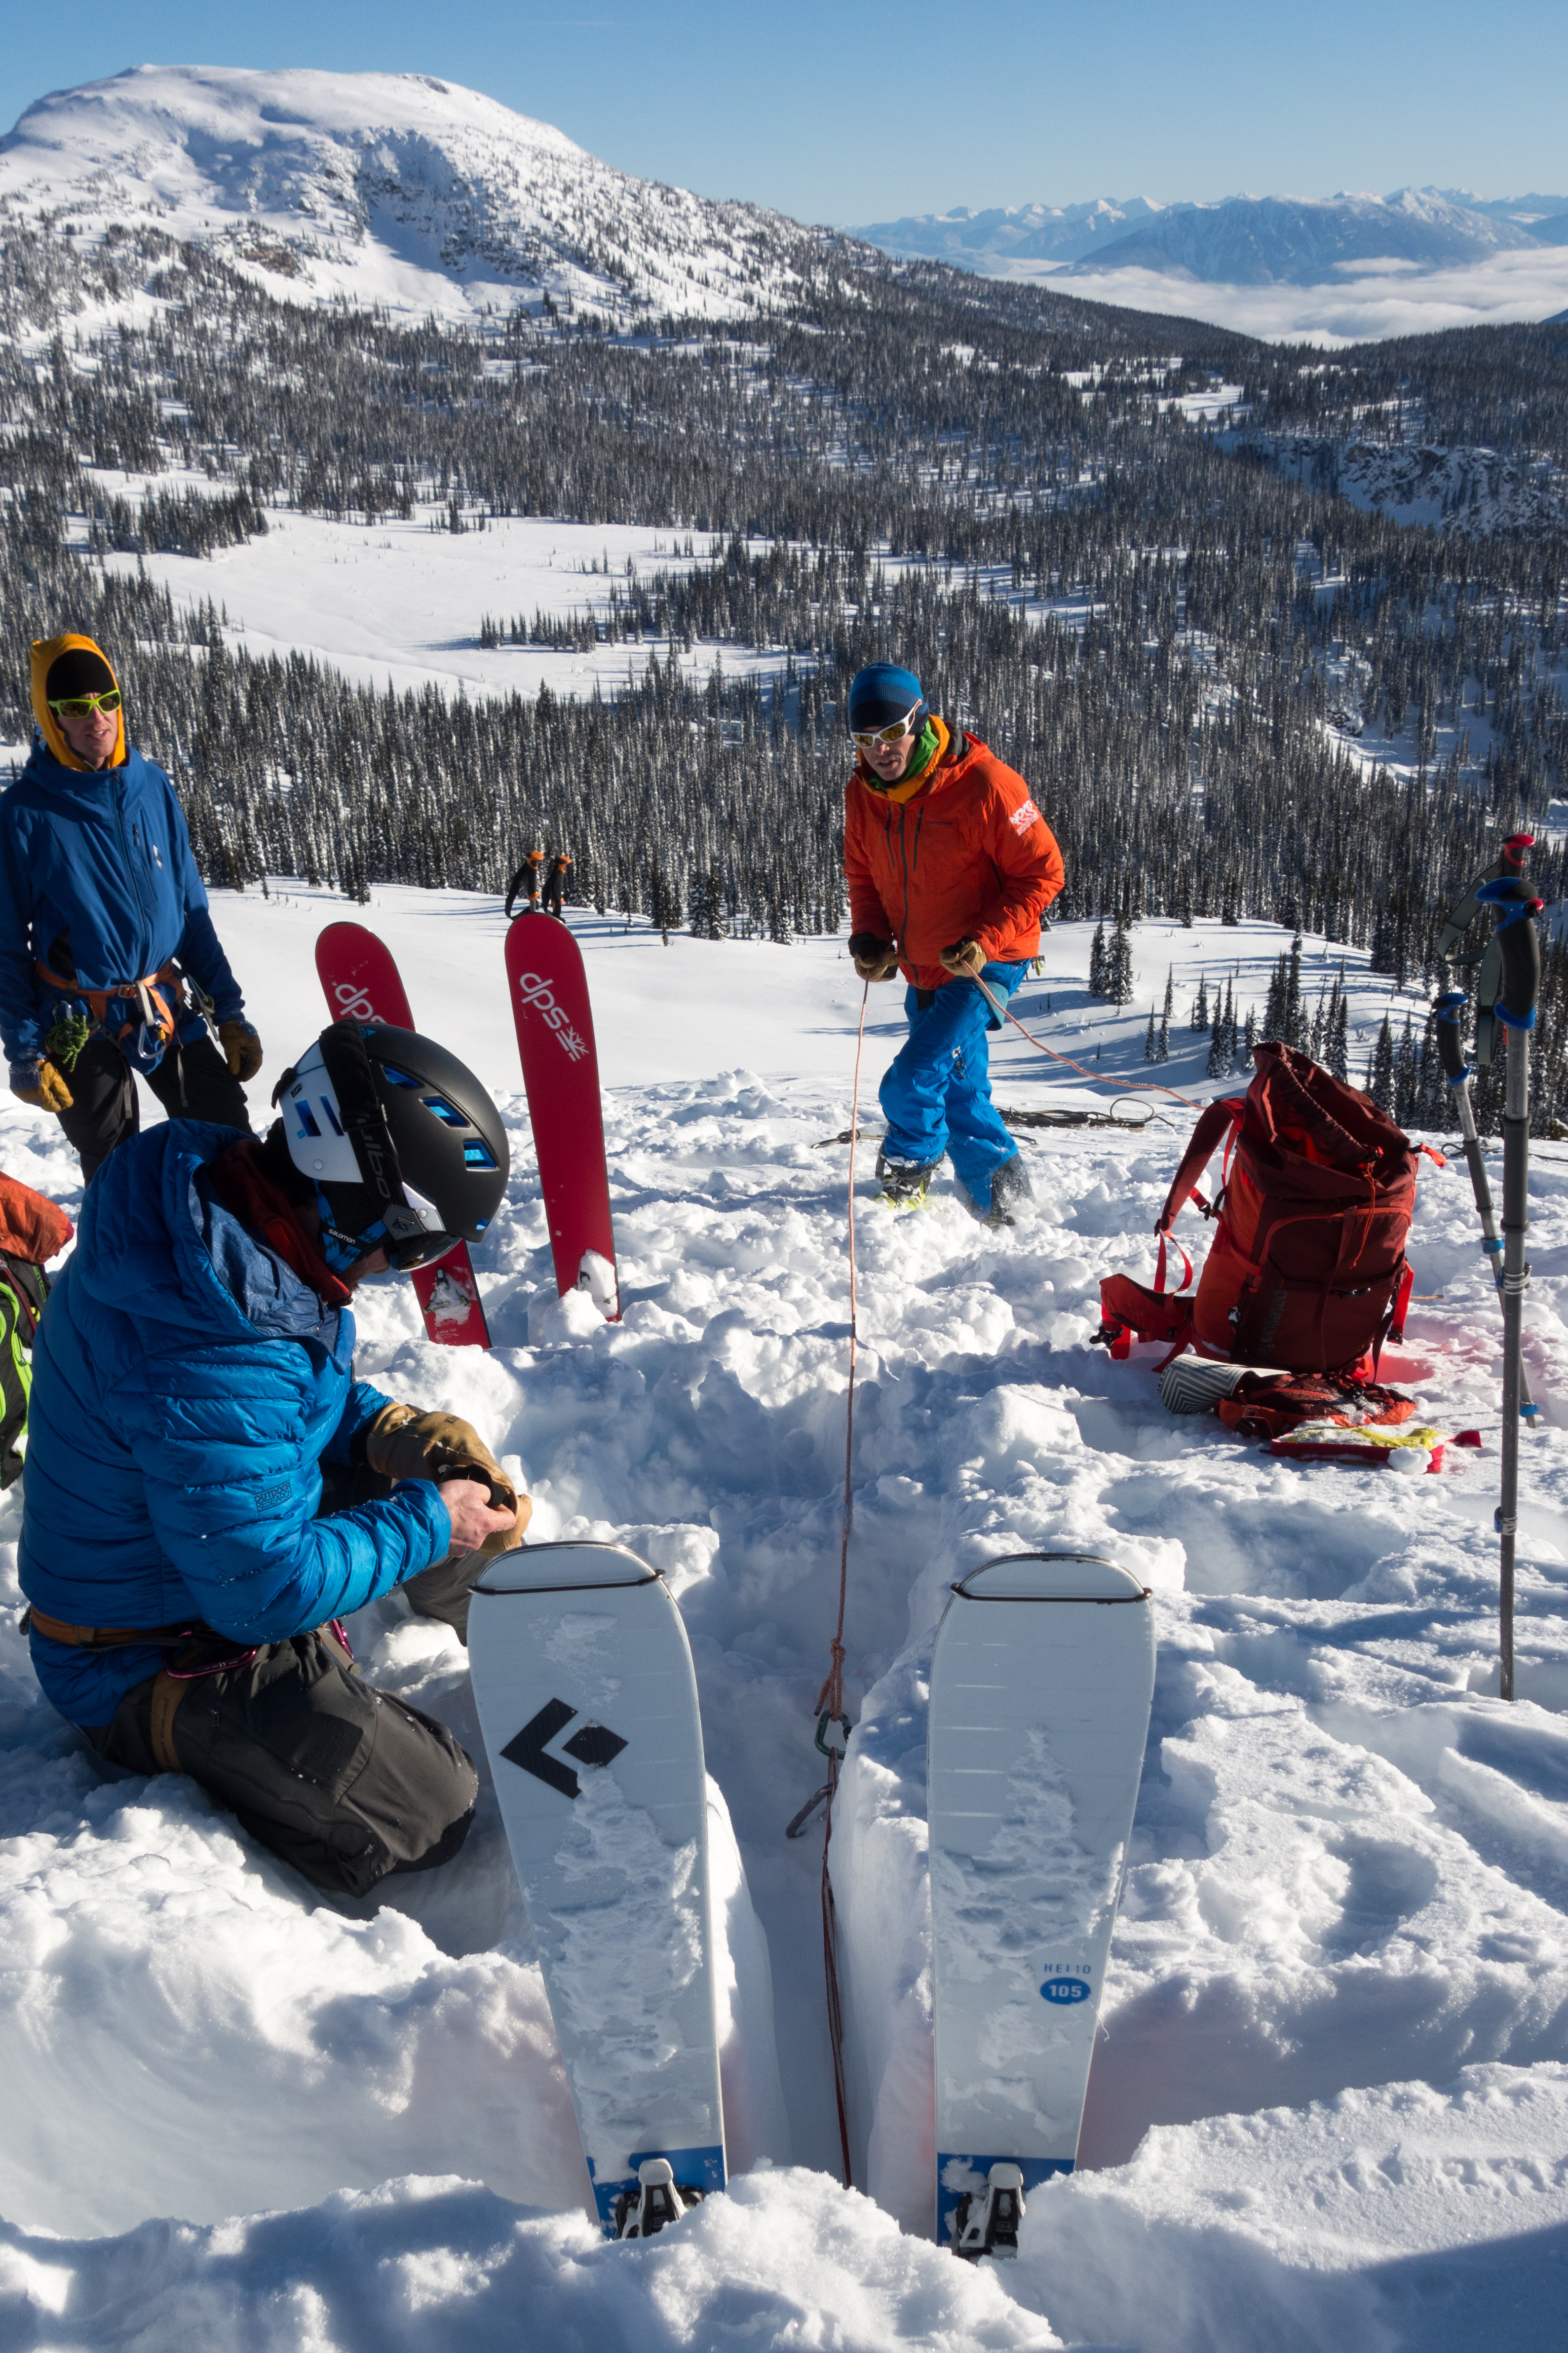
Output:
[314, 921, 492, 1349]
[504, 913, 620, 1319]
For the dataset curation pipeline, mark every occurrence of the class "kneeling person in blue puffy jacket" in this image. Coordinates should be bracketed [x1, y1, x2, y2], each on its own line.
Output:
[20, 1020, 524, 1896]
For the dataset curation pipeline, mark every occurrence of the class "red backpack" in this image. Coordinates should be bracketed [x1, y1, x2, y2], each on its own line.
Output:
[1097, 1044, 1422, 1375]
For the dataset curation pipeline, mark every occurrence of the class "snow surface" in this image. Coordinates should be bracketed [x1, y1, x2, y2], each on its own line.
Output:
[0, 65, 811, 326]
[91, 504, 769, 707]
[4, 887, 1568, 2346]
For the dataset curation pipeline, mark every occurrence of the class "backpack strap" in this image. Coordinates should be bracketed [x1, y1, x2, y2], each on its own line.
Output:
[1388, 1260, 1414, 1347]
[1156, 1096, 1245, 1236]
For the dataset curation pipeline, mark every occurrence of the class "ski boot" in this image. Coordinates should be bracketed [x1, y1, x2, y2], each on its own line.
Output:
[983, 1153, 1035, 1228]
[875, 1149, 938, 1209]
[612, 2158, 705, 2240]
[951, 2162, 1025, 2260]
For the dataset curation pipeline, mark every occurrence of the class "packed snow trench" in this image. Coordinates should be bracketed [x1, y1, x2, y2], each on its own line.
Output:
[3, 890, 1568, 2353]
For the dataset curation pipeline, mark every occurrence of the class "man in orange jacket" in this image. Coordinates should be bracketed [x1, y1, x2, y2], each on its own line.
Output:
[843, 663, 1064, 1222]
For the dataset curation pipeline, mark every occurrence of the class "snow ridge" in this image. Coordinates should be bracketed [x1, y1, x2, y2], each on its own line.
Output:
[0, 64, 814, 323]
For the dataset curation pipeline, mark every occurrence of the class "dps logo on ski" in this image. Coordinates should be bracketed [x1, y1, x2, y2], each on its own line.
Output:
[1040, 1972, 1092, 2004]
[502, 1697, 627, 1799]
[330, 979, 378, 1021]
[515, 972, 589, 1063]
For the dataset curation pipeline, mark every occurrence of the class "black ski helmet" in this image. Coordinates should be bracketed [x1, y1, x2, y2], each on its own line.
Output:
[273, 1023, 509, 1271]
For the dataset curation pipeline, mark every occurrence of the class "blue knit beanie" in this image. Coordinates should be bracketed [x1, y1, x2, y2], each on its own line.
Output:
[847, 663, 927, 733]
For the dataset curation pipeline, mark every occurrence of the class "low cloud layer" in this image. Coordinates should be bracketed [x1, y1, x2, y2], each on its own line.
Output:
[1005, 244, 1568, 345]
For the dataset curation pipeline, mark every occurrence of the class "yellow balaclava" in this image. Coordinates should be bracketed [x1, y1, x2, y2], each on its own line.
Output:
[29, 634, 127, 771]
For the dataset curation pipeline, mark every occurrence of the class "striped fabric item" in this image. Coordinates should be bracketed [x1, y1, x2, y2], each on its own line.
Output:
[1157, 1358, 1251, 1416]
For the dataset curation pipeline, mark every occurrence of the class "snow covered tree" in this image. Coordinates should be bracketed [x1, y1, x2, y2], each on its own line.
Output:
[1261, 955, 1288, 1044]
[1368, 1016, 1395, 1111]
[1393, 1015, 1418, 1127]
[1088, 920, 1107, 998]
[1106, 918, 1134, 1005]
[1206, 978, 1236, 1078]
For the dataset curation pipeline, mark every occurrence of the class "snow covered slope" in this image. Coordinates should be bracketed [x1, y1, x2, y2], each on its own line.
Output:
[0, 65, 812, 323]
[2, 891, 1567, 2348]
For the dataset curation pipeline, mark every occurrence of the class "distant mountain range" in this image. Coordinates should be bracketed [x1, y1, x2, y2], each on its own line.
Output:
[5, 69, 1564, 345]
[0, 64, 833, 323]
[855, 188, 1568, 287]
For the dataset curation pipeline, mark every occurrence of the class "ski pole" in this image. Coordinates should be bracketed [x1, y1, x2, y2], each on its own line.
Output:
[1476, 877, 1543, 1704]
[1433, 991, 1536, 1426]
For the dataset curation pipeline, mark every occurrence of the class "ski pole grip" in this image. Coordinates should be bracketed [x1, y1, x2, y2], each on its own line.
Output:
[1433, 991, 1469, 1083]
[1477, 880, 1543, 1028]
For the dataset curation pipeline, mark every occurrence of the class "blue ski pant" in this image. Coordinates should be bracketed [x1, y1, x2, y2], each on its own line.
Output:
[879, 962, 1026, 1202]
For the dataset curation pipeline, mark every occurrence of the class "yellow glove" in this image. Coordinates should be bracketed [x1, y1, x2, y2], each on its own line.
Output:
[9, 1059, 73, 1113]
[848, 934, 901, 982]
[938, 938, 986, 978]
[365, 1403, 531, 1557]
[219, 1019, 264, 1081]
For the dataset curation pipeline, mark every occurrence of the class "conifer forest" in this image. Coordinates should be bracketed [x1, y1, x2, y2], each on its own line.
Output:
[2, 212, 1566, 1124]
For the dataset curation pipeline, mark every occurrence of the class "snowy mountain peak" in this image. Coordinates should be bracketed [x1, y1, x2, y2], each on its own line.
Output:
[0, 63, 809, 322]
[856, 182, 1568, 289]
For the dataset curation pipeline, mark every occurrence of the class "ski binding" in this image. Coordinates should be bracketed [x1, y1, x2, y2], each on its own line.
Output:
[950, 2162, 1025, 2260]
[613, 2157, 705, 2240]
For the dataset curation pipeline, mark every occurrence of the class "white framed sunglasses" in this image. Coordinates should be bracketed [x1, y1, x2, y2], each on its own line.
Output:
[850, 702, 922, 749]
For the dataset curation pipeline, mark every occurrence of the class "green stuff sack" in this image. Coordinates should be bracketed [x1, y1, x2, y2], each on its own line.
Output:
[0, 1172, 74, 1490]
[0, 1258, 48, 1488]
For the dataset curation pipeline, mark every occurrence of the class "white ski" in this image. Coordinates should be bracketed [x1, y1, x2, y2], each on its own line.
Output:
[928, 1552, 1155, 2253]
[468, 1542, 726, 2235]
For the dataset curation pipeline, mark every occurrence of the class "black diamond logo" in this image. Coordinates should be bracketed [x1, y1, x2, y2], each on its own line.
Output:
[501, 1698, 627, 1799]
[563, 1721, 628, 1770]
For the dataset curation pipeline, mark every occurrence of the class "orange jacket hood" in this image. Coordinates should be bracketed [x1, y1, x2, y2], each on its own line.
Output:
[29, 635, 126, 771]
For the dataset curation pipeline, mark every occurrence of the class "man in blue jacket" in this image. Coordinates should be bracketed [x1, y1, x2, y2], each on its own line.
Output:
[20, 1018, 522, 1896]
[2, 633, 261, 1182]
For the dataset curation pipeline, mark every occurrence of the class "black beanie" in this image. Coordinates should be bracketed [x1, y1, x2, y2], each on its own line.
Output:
[45, 646, 117, 703]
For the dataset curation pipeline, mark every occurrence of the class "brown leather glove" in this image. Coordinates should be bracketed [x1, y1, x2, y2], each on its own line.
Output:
[9, 1059, 73, 1113]
[938, 938, 986, 979]
[365, 1403, 531, 1559]
[219, 1019, 264, 1080]
[849, 933, 901, 982]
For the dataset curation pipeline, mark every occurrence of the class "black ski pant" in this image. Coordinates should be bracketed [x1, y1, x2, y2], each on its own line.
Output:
[83, 1467, 484, 1897]
[56, 1033, 253, 1185]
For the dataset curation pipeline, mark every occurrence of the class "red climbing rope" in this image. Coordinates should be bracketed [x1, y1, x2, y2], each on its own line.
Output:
[807, 977, 867, 2191]
[972, 970, 1201, 1108]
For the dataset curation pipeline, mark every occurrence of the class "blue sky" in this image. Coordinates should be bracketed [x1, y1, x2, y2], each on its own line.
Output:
[4, 1, 1565, 226]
